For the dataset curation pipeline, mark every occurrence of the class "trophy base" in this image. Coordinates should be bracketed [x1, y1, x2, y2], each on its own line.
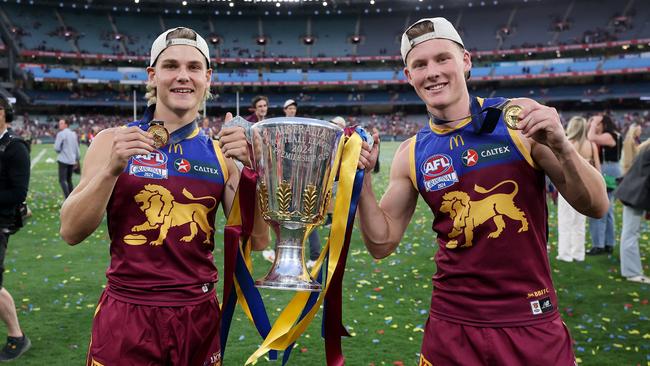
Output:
[255, 278, 322, 292]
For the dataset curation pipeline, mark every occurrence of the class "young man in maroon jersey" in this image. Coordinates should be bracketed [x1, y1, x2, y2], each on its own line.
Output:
[356, 18, 608, 365]
[60, 27, 268, 366]
[245, 95, 269, 122]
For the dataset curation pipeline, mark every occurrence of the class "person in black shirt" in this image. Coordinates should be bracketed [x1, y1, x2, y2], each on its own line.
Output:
[0, 96, 31, 361]
[586, 114, 621, 255]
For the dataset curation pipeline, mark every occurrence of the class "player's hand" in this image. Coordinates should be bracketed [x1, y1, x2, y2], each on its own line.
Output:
[218, 112, 252, 167]
[511, 98, 570, 154]
[108, 126, 155, 177]
[358, 129, 380, 172]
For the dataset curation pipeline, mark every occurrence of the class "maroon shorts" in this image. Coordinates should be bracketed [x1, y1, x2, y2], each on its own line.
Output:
[87, 291, 221, 366]
[419, 315, 576, 366]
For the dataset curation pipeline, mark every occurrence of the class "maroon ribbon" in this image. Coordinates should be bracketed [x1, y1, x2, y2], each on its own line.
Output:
[324, 226, 353, 366]
[222, 167, 257, 316]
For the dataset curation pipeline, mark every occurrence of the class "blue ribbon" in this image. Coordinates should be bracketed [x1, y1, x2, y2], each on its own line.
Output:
[222, 128, 369, 365]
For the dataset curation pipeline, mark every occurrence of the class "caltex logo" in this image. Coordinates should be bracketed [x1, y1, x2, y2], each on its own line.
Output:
[174, 158, 191, 173]
[461, 149, 478, 167]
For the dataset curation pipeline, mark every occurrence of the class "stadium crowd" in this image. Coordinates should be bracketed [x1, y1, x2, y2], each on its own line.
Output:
[8, 109, 650, 144]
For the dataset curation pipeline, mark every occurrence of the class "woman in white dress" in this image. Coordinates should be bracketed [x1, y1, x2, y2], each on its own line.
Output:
[557, 116, 601, 262]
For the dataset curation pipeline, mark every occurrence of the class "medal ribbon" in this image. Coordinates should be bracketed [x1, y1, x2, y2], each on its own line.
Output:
[136, 105, 200, 145]
[428, 96, 508, 134]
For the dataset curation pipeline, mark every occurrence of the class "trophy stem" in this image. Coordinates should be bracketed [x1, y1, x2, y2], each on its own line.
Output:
[255, 225, 322, 292]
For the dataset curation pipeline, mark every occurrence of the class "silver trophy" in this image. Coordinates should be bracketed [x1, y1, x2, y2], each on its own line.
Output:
[250, 117, 343, 291]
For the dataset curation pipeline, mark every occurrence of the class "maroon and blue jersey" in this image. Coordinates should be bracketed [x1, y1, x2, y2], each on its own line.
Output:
[409, 96, 558, 327]
[105, 106, 229, 306]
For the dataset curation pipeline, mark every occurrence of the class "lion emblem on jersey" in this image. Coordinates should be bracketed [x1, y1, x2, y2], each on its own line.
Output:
[125, 184, 217, 246]
[439, 180, 528, 249]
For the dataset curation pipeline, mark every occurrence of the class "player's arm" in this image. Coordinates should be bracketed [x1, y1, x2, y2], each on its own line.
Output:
[218, 117, 270, 251]
[60, 127, 154, 245]
[513, 98, 608, 218]
[587, 119, 615, 147]
[357, 137, 419, 259]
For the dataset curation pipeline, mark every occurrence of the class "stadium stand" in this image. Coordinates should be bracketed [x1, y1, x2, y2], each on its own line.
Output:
[356, 15, 404, 56]
[263, 17, 308, 58]
[3, 1, 650, 59]
[309, 17, 356, 57]
[112, 14, 161, 56]
[3, 5, 75, 52]
[2, 0, 649, 134]
[19, 51, 650, 85]
[498, 2, 557, 49]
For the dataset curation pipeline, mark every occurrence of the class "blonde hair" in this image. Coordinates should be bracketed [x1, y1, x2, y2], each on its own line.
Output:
[639, 138, 650, 153]
[565, 116, 588, 143]
[146, 28, 212, 106]
[620, 124, 642, 175]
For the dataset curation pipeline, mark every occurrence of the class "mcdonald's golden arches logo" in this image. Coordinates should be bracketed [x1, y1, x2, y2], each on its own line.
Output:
[449, 135, 465, 150]
[168, 143, 183, 155]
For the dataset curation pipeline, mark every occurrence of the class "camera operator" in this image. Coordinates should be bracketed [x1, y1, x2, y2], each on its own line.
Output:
[0, 96, 31, 361]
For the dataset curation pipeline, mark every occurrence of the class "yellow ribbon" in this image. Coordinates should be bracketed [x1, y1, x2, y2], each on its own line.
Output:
[244, 132, 363, 364]
[223, 181, 255, 321]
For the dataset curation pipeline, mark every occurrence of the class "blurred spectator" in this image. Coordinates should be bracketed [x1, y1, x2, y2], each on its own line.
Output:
[613, 139, 650, 283]
[54, 119, 79, 199]
[586, 114, 621, 255]
[556, 116, 600, 262]
[620, 123, 642, 175]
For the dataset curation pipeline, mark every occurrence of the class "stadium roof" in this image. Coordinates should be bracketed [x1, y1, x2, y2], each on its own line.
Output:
[26, 0, 555, 15]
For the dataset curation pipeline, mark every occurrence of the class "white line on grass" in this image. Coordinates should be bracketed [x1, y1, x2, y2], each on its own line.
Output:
[31, 149, 47, 169]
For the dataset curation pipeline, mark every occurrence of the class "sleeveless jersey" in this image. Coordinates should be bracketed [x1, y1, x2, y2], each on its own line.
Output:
[105, 106, 229, 306]
[600, 131, 621, 163]
[410, 96, 558, 327]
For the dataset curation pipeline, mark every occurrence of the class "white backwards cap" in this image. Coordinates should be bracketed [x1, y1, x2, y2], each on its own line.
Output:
[400, 17, 464, 64]
[150, 27, 211, 67]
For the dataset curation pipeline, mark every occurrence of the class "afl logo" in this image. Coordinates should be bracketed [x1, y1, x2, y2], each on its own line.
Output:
[421, 154, 453, 178]
[174, 158, 191, 173]
[133, 151, 167, 167]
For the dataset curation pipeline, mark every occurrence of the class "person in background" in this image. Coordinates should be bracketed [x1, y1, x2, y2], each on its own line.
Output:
[245, 95, 268, 123]
[54, 118, 80, 199]
[614, 138, 650, 283]
[586, 114, 621, 255]
[201, 116, 214, 139]
[283, 98, 297, 118]
[620, 123, 642, 175]
[556, 116, 600, 262]
[0, 96, 31, 361]
[372, 127, 381, 174]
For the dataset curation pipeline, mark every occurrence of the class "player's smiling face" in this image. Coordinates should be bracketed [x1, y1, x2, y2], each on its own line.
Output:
[147, 45, 212, 117]
[255, 100, 268, 120]
[404, 39, 471, 115]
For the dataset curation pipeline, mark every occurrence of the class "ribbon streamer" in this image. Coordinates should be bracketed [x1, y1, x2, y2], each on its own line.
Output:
[221, 129, 368, 365]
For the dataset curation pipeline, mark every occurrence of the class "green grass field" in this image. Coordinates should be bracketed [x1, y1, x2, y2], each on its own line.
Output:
[5, 142, 649, 365]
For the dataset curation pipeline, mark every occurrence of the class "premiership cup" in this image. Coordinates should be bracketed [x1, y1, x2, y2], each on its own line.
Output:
[250, 117, 343, 291]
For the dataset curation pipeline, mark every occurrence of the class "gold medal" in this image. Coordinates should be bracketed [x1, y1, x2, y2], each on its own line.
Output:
[503, 103, 523, 130]
[149, 120, 169, 148]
